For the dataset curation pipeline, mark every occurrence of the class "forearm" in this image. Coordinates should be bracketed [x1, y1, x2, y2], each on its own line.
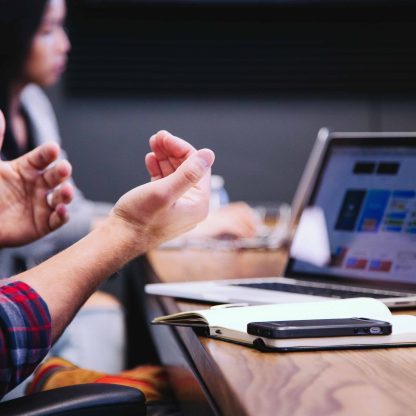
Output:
[1, 135, 214, 345]
[9, 217, 144, 341]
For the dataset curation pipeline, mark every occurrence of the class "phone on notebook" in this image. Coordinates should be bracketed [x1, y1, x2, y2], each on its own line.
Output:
[247, 318, 392, 339]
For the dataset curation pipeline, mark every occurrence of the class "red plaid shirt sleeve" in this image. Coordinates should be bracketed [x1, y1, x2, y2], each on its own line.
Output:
[0, 281, 51, 398]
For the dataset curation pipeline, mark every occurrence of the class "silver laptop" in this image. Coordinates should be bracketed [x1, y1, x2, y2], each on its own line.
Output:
[146, 129, 416, 309]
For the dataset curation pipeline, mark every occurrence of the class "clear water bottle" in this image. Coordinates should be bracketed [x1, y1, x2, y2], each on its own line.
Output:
[210, 175, 229, 211]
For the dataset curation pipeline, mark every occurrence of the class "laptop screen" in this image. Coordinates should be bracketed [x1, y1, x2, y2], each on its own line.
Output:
[288, 136, 416, 290]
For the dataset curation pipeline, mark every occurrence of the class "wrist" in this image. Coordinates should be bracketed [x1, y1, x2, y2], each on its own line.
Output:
[97, 213, 156, 263]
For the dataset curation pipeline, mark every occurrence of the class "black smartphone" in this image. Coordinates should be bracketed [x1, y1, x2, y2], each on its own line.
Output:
[247, 317, 392, 339]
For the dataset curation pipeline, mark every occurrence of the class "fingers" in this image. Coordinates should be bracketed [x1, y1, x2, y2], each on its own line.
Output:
[46, 181, 73, 231]
[48, 203, 70, 230]
[21, 142, 61, 171]
[145, 152, 163, 181]
[150, 130, 195, 159]
[160, 148, 215, 202]
[46, 182, 74, 209]
[43, 159, 72, 188]
[149, 131, 196, 177]
[14, 142, 72, 188]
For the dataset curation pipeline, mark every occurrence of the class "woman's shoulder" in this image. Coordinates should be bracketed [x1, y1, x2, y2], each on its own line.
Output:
[21, 84, 54, 113]
[20, 84, 61, 145]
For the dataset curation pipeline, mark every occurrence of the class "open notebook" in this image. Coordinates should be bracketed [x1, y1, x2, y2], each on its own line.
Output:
[152, 298, 416, 352]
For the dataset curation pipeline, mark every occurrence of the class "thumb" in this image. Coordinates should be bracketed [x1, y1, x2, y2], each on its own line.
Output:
[160, 148, 215, 202]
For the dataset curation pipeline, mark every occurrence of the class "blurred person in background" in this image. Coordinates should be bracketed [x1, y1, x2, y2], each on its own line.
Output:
[0, 0, 257, 275]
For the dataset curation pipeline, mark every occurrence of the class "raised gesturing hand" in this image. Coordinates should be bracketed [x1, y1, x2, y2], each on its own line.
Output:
[0, 111, 73, 247]
[112, 130, 215, 248]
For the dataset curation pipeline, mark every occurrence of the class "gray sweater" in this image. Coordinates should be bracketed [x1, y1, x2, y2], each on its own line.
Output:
[0, 85, 112, 277]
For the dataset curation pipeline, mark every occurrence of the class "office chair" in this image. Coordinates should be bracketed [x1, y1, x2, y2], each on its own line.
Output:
[0, 383, 146, 416]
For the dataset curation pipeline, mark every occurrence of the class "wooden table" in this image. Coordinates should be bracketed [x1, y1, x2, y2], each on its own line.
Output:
[145, 248, 416, 416]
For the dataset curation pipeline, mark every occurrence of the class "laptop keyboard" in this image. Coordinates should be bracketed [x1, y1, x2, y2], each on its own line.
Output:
[232, 282, 409, 299]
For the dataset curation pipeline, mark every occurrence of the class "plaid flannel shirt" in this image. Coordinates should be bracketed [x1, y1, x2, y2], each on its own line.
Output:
[0, 281, 51, 398]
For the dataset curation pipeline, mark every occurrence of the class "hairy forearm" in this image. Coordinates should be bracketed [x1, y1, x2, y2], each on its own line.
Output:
[8, 217, 146, 341]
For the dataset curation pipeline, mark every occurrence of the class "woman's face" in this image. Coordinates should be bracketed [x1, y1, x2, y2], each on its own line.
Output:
[23, 0, 71, 87]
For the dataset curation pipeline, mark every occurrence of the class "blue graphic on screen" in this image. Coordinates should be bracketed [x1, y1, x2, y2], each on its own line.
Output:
[393, 190, 416, 199]
[335, 190, 366, 231]
[357, 190, 390, 232]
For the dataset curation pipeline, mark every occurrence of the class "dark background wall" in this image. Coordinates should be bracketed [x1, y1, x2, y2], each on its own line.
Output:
[48, 0, 416, 205]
